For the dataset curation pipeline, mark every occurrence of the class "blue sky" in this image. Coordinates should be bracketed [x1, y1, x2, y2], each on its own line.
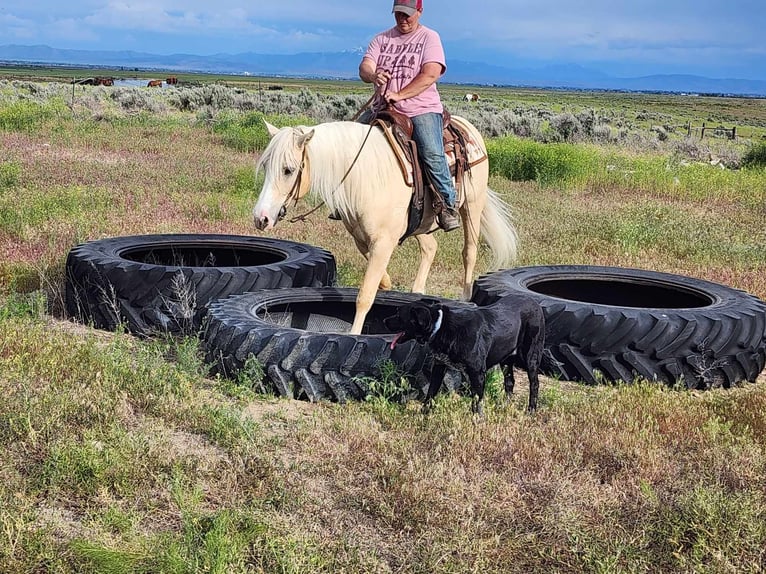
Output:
[1, 0, 764, 80]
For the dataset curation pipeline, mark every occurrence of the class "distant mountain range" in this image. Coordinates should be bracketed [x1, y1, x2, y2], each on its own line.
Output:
[2, 44, 766, 97]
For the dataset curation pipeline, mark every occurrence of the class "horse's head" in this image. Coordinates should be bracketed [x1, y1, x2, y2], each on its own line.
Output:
[253, 121, 314, 231]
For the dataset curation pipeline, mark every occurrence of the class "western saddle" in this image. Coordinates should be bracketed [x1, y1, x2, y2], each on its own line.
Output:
[365, 106, 477, 242]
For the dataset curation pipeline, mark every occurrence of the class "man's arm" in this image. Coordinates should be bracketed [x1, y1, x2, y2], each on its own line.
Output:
[359, 57, 392, 87]
[385, 61, 443, 104]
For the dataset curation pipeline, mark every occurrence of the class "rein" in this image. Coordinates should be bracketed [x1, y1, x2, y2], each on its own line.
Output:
[287, 122, 377, 224]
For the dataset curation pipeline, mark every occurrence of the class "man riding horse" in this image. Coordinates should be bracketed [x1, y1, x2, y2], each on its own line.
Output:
[358, 0, 460, 232]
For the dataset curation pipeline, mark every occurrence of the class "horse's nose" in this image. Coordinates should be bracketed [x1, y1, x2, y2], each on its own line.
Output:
[254, 215, 270, 231]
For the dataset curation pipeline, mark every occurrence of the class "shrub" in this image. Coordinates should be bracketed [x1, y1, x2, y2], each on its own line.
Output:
[592, 123, 613, 142]
[549, 112, 583, 142]
[109, 88, 165, 113]
[651, 125, 669, 141]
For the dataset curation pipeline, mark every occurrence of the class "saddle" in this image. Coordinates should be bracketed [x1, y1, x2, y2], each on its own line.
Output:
[366, 107, 487, 242]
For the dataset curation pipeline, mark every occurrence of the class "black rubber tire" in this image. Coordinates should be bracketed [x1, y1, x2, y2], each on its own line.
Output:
[65, 234, 337, 335]
[471, 265, 766, 389]
[203, 287, 454, 403]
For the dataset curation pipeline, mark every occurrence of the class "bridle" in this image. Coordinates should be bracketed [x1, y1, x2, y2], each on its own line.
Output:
[282, 144, 310, 222]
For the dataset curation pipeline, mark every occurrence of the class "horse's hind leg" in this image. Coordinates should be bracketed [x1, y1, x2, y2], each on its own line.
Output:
[412, 233, 437, 293]
[460, 198, 484, 300]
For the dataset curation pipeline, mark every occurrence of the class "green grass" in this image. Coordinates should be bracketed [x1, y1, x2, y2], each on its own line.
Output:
[0, 78, 765, 573]
[488, 136, 601, 185]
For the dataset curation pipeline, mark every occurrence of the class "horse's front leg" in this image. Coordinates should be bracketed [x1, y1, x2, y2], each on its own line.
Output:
[412, 233, 437, 293]
[350, 239, 396, 334]
[351, 235, 391, 290]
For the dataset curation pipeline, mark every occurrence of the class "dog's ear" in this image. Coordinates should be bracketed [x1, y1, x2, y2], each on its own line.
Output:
[411, 305, 431, 333]
[413, 303, 439, 333]
[383, 309, 401, 331]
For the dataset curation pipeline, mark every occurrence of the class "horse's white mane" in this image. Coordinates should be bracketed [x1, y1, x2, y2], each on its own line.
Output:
[257, 122, 400, 218]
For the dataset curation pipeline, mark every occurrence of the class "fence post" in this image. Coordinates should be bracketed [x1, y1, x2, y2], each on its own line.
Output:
[731, 126, 736, 140]
[701, 122, 706, 139]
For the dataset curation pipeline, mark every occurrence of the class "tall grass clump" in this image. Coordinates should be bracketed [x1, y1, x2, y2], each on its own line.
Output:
[211, 110, 271, 152]
[210, 110, 314, 152]
[487, 136, 600, 186]
[0, 100, 63, 131]
[0, 161, 20, 189]
[742, 141, 766, 169]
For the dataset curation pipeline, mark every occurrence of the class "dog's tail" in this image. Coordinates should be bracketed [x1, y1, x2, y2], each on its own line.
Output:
[481, 187, 519, 269]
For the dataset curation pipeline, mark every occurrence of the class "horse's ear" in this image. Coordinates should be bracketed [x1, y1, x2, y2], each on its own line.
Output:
[296, 129, 315, 148]
[265, 121, 280, 138]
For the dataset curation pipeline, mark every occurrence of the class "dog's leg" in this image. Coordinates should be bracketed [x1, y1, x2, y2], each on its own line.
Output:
[525, 326, 545, 413]
[423, 362, 447, 414]
[527, 368, 539, 413]
[467, 368, 486, 417]
[502, 363, 515, 402]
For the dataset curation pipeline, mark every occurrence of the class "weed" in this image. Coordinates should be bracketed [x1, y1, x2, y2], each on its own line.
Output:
[235, 355, 268, 394]
[362, 359, 413, 405]
[0, 290, 46, 320]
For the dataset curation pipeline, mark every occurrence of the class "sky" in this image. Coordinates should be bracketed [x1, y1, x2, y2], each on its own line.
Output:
[1, 0, 765, 80]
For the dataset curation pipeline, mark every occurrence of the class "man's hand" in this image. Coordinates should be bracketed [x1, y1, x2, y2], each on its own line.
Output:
[385, 91, 404, 104]
[373, 69, 391, 87]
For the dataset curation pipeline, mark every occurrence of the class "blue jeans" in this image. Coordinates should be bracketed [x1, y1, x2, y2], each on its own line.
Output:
[411, 112, 456, 207]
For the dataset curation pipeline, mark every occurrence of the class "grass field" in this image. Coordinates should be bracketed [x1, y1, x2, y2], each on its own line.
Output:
[1, 71, 765, 573]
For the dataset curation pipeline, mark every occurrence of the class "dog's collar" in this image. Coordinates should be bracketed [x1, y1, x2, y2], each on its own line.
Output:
[428, 309, 443, 341]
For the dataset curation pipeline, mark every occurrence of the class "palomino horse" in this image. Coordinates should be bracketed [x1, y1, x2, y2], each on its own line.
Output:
[253, 117, 518, 335]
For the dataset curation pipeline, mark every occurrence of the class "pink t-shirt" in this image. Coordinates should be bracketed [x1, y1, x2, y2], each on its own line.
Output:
[363, 24, 446, 117]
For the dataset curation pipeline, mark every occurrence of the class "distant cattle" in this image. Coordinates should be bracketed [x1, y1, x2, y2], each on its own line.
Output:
[147, 79, 163, 87]
[166, 77, 178, 85]
[463, 93, 480, 102]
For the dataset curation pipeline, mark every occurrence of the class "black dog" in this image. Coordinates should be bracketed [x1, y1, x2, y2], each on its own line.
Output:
[385, 295, 545, 414]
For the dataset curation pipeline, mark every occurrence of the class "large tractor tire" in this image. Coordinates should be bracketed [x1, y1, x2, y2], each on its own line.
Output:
[203, 287, 455, 403]
[471, 265, 766, 389]
[65, 234, 336, 335]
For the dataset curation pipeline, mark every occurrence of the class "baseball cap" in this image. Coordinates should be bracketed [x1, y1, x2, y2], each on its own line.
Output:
[392, 0, 422, 16]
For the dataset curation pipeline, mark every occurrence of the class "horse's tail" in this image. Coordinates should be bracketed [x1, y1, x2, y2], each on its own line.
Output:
[480, 187, 519, 269]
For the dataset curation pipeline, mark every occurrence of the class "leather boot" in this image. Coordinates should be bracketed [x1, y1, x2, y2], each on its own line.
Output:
[438, 207, 460, 232]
